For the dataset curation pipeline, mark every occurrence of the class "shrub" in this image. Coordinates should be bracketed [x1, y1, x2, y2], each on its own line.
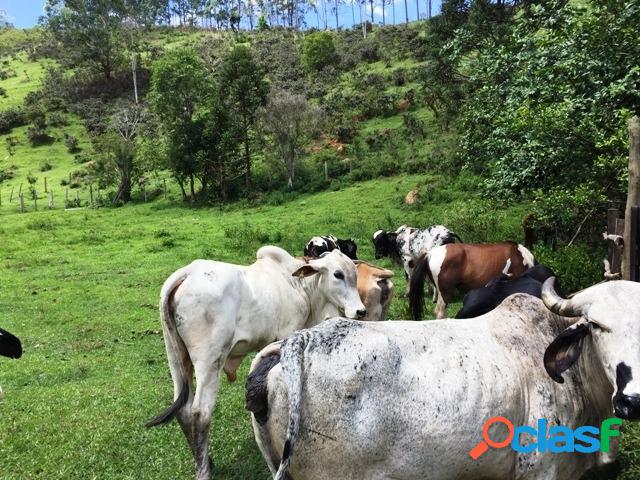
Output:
[48, 111, 69, 127]
[0, 86, 6, 97]
[40, 161, 53, 172]
[303, 31, 337, 71]
[60, 178, 69, 186]
[533, 243, 603, 294]
[0, 108, 26, 133]
[0, 168, 14, 183]
[26, 124, 52, 146]
[64, 133, 80, 153]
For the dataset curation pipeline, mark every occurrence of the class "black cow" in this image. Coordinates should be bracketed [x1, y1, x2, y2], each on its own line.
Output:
[455, 265, 564, 319]
[304, 235, 358, 260]
[0, 328, 22, 359]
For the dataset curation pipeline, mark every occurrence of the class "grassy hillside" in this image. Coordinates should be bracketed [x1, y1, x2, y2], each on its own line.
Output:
[0, 174, 637, 479]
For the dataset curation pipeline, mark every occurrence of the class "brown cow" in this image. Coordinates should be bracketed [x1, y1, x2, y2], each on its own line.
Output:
[355, 262, 394, 321]
[409, 241, 535, 319]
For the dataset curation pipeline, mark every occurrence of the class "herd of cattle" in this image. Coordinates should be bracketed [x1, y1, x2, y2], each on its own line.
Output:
[2, 223, 639, 480]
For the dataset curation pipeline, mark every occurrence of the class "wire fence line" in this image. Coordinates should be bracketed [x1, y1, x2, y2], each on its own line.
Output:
[0, 176, 172, 214]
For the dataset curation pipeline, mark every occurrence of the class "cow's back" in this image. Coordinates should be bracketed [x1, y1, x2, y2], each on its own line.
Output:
[452, 242, 526, 291]
[260, 297, 584, 480]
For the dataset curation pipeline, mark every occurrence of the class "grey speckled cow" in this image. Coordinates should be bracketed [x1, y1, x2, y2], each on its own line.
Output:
[246, 279, 640, 480]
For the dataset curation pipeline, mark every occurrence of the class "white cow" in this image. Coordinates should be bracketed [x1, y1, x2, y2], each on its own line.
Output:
[247, 279, 639, 480]
[147, 246, 366, 480]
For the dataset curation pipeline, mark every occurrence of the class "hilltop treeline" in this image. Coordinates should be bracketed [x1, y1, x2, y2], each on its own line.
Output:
[1, 1, 639, 248]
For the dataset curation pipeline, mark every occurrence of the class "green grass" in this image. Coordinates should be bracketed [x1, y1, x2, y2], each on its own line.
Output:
[1, 174, 638, 479]
[0, 52, 55, 110]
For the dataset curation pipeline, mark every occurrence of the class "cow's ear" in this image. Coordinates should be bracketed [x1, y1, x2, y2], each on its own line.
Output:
[292, 265, 319, 278]
[375, 269, 394, 279]
[544, 320, 591, 384]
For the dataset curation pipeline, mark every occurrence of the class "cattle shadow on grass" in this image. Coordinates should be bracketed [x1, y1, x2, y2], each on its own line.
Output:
[215, 435, 271, 480]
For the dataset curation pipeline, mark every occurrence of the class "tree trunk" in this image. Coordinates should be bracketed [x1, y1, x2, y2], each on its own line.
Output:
[369, 0, 374, 22]
[189, 174, 195, 202]
[428, 0, 431, 18]
[335, 0, 339, 30]
[381, 0, 385, 24]
[113, 174, 131, 204]
[415, 0, 419, 20]
[404, 0, 408, 23]
[243, 114, 252, 194]
[623, 116, 640, 279]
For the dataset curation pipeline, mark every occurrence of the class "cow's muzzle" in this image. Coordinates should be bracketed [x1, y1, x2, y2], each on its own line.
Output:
[614, 393, 640, 420]
[356, 309, 367, 319]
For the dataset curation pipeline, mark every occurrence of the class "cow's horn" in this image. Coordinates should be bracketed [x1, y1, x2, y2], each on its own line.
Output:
[541, 277, 583, 317]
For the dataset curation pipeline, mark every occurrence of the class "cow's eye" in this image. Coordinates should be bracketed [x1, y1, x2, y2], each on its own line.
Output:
[334, 271, 344, 280]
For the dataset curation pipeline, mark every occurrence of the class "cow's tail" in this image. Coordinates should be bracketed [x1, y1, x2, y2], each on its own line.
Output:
[274, 332, 311, 480]
[146, 267, 191, 427]
[517, 244, 535, 269]
[409, 253, 431, 321]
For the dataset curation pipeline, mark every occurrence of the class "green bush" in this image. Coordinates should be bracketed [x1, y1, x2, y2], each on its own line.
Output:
[64, 133, 80, 153]
[533, 243, 604, 294]
[0, 108, 26, 133]
[303, 31, 337, 71]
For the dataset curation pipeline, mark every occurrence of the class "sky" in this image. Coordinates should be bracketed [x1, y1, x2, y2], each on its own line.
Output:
[0, 0, 441, 29]
[0, 0, 46, 28]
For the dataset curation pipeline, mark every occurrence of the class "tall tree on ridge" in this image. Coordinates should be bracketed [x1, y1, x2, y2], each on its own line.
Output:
[218, 45, 269, 194]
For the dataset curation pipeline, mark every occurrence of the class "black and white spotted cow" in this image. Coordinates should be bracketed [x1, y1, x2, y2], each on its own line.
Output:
[0, 328, 22, 359]
[304, 235, 358, 260]
[247, 278, 638, 480]
[372, 225, 462, 293]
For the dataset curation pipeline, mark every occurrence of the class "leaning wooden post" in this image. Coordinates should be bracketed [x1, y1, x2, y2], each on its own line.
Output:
[44, 177, 48, 193]
[19, 193, 25, 213]
[623, 116, 640, 280]
[9, 186, 14, 203]
[18, 183, 22, 196]
[48, 190, 54, 209]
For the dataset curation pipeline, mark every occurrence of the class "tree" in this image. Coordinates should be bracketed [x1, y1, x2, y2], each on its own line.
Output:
[150, 48, 212, 200]
[259, 90, 324, 188]
[302, 31, 337, 70]
[218, 45, 269, 194]
[43, 0, 128, 79]
[0, 9, 13, 28]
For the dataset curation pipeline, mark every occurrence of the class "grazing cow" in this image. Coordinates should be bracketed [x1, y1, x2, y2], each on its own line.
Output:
[372, 225, 462, 291]
[456, 264, 564, 319]
[355, 262, 394, 321]
[410, 241, 535, 319]
[0, 328, 22, 359]
[246, 278, 640, 480]
[304, 235, 358, 260]
[146, 247, 365, 480]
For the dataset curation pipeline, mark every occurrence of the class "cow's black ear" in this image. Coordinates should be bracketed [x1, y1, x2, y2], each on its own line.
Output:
[544, 321, 590, 384]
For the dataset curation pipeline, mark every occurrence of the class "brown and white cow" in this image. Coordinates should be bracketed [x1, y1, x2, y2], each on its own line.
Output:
[409, 241, 535, 319]
[355, 261, 394, 321]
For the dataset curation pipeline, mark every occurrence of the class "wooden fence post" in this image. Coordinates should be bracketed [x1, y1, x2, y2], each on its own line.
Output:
[623, 116, 640, 280]
[632, 206, 640, 282]
[48, 190, 54, 209]
[19, 193, 25, 213]
[90, 184, 94, 207]
[9, 186, 14, 203]
[18, 183, 22, 197]
[44, 177, 47, 193]
[65, 188, 69, 209]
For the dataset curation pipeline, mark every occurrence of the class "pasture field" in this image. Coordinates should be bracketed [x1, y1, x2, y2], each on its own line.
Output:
[0, 174, 638, 479]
